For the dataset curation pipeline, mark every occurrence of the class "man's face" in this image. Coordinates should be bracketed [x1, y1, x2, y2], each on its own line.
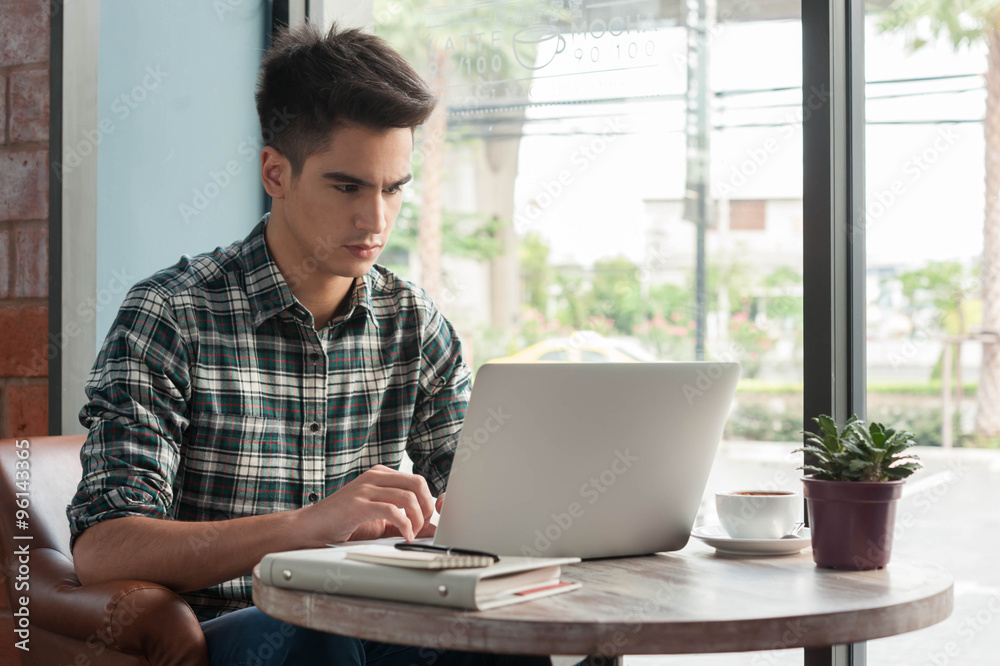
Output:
[270, 123, 413, 282]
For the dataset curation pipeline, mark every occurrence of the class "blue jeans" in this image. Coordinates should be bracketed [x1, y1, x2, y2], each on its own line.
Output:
[200, 606, 553, 666]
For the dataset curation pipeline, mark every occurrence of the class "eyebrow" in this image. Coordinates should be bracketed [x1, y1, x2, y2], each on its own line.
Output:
[321, 171, 413, 189]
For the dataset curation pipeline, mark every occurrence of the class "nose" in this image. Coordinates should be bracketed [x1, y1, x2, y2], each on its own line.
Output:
[355, 191, 387, 235]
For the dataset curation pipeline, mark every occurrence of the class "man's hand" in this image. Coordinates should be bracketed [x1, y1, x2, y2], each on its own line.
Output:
[73, 466, 439, 592]
[298, 465, 437, 544]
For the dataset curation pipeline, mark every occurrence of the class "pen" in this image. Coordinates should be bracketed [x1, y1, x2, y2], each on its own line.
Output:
[395, 542, 501, 562]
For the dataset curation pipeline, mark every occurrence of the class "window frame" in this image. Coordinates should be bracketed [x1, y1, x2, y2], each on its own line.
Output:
[46, 0, 872, 662]
[802, 0, 868, 663]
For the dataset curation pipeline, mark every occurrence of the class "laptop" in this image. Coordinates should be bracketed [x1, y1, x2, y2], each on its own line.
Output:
[433, 362, 741, 559]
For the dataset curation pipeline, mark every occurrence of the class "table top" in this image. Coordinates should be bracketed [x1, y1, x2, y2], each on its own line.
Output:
[251, 540, 953, 656]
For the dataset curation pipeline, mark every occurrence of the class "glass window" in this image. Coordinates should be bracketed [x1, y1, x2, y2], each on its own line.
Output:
[376, 3, 806, 662]
[864, 4, 999, 664]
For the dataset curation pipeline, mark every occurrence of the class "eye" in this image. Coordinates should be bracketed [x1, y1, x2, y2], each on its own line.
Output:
[334, 184, 358, 193]
[384, 184, 403, 195]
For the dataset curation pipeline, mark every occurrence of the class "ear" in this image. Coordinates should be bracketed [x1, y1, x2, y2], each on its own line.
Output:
[261, 146, 290, 199]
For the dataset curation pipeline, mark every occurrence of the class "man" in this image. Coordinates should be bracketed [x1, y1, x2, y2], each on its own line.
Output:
[68, 23, 548, 666]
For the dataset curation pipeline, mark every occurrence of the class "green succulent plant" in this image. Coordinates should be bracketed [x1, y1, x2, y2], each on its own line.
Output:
[796, 414, 923, 482]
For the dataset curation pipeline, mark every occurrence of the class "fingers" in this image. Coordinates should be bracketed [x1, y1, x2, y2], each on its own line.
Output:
[435, 492, 446, 515]
[363, 502, 414, 541]
[415, 520, 437, 538]
[378, 522, 404, 539]
[361, 467, 436, 523]
[375, 512, 436, 540]
[361, 486, 426, 540]
[313, 466, 436, 543]
[350, 519, 395, 542]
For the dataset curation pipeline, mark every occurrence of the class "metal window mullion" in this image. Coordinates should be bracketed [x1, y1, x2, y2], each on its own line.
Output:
[803, 0, 866, 438]
[846, 0, 867, 419]
[801, 0, 867, 661]
[49, 3, 64, 434]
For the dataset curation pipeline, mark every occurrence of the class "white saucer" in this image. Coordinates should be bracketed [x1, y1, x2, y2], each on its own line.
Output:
[691, 525, 811, 556]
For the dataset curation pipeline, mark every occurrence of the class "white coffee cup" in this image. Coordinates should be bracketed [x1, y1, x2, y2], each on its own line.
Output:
[716, 490, 800, 540]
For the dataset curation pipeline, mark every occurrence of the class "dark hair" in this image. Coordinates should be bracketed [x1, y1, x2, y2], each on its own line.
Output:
[255, 23, 437, 175]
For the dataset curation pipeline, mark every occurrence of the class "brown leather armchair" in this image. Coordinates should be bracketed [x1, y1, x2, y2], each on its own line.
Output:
[0, 435, 210, 665]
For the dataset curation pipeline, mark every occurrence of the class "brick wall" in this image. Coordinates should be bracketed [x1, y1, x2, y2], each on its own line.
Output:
[1, 2, 50, 660]
[0, 0, 50, 442]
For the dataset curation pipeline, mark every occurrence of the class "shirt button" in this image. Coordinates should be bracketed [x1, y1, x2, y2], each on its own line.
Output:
[308, 492, 319, 503]
[309, 352, 320, 363]
[309, 422, 321, 433]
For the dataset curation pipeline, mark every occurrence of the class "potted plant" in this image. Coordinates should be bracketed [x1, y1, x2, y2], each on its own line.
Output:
[796, 414, 922, 570]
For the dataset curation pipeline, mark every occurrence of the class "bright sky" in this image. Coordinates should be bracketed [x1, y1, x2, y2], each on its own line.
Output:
[511, 17, 988, 269]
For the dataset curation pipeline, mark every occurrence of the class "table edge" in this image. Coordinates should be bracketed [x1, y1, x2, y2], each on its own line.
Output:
[250, 562, 955, 655]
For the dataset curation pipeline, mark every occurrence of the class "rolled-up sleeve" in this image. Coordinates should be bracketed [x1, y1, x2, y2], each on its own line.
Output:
[406, 304, 472, 497]
[67, 283, 192, 551]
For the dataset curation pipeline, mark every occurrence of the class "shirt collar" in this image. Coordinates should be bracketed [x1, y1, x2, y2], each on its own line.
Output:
[239, 214, 380, 329]
[325, 267, 380, 331]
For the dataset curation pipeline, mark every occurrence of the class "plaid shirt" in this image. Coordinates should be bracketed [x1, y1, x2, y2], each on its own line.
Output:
[67, 216, 472, 621]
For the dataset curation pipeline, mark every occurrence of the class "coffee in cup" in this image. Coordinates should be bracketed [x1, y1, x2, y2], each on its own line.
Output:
[716, 490, 800, 540]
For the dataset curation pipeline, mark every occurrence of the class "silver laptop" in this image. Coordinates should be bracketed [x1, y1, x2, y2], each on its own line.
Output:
[434, 362, 740, 559]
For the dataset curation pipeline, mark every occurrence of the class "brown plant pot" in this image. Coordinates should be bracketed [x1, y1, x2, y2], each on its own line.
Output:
[802, 476, 905, 570]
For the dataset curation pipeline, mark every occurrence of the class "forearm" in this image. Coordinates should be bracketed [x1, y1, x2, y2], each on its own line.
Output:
[72, 509, 312, 593]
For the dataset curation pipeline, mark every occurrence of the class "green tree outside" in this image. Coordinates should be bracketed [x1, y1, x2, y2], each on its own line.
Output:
[879, 0, 1000, 440]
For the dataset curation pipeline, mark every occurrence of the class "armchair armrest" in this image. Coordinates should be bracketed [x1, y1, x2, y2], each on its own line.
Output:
[27, 547, 209, 666]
